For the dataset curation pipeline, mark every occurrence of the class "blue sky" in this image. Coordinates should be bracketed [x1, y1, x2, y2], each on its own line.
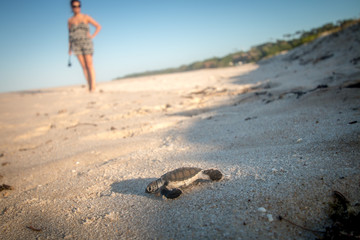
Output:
[0, 0, 359, 92]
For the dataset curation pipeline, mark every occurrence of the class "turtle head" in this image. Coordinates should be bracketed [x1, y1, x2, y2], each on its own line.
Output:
[145, 180, 161, 193]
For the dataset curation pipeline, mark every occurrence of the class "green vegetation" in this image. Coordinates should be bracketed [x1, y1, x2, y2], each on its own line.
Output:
[116, 18, 359, 80]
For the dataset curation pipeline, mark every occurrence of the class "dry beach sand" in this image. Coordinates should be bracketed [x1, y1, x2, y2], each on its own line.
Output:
[1, 24, 360, 239]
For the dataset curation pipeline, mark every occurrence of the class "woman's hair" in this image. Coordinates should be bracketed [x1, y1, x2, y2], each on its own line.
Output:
[70, 0, 81, 7]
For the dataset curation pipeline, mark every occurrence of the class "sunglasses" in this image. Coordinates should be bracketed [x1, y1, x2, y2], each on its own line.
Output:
[72, 5, 81, 8]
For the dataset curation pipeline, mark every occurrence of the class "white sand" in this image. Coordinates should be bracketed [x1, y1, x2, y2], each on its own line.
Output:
[0, 24, 359, 239]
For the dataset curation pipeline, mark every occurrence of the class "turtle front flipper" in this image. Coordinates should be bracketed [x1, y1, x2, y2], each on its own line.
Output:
[161, 188, 182, 199]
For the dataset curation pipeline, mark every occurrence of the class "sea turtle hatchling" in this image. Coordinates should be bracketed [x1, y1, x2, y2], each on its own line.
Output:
[145, 167, 223, 199]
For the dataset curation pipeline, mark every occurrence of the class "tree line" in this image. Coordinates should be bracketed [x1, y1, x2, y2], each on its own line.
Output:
[117, 18, 359, 79]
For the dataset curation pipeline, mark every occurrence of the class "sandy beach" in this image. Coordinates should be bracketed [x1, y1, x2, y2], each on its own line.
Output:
[1, 23, 359, 239]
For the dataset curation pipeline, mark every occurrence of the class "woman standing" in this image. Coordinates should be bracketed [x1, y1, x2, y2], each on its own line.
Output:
[68, 0, 101, 92]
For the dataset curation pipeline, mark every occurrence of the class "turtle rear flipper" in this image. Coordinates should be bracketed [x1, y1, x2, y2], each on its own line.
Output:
[161, 188, 182, 199]
[203, 169, 223, 181]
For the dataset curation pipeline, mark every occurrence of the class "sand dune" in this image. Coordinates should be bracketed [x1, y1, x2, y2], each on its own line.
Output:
[0, 23, 359, 239]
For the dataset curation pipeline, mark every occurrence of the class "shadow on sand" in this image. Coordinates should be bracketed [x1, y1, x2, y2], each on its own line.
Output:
[110, 178, 159, 199]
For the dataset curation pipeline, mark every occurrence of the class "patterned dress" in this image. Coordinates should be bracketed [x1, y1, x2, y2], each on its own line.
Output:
[69, 22, 94, 55]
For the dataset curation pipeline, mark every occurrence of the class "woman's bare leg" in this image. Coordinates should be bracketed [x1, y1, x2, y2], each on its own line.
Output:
[76, 54, 91, 90]
[84, 54, 96, 92]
